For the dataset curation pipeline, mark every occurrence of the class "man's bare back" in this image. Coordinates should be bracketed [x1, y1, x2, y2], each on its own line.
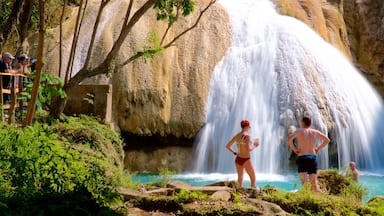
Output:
[287, 116, 330, 192]
[289, 128, 328, 156]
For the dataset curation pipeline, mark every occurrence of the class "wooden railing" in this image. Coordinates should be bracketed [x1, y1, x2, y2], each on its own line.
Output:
[0, 73, 28, 124]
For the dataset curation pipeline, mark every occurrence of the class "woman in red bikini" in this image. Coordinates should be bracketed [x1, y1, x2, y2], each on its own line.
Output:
[226, 120, 260, 188]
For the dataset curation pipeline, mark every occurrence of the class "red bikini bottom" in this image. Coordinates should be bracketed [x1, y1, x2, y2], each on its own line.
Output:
[235, 156, 250, 166]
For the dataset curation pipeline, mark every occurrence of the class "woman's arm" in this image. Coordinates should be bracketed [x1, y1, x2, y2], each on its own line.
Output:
[248, 137, 259, 151]
[225, 136, 237, 155]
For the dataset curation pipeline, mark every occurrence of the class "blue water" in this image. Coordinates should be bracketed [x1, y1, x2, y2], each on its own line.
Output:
[132, 172, 384, 203]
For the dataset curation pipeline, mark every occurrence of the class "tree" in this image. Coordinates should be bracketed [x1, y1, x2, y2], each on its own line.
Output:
[24, 0, 46, 125]
[0, 0, 33, 54]
[48, 0, 217, 118]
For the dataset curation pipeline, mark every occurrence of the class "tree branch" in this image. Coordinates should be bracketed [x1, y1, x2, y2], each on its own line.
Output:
[83, 0, 111, 69]
[59, 0, 67, 77]
[162, 0, 216, 49]
[64, 0, 89, 83]
[119, 0, 217, 67]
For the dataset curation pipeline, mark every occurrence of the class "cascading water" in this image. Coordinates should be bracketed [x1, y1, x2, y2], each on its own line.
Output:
[66, 0, 123, 76]
[192, 0, 384, 174]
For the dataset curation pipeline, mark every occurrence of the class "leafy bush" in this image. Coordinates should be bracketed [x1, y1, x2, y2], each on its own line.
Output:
[19, 72, 67, 115]
[0, 115, 127, 214]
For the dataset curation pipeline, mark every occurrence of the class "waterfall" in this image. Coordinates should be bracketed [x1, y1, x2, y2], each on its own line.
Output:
[192, 0, 384, 174]
[65, 0, 124, 77]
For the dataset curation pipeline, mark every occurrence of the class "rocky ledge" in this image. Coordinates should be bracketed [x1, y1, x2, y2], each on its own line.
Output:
[116, 170, 384, 215]
[118, 180, 288, 215]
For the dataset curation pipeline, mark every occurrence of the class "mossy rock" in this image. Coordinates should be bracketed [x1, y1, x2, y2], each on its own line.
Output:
[317, 169, 350, 195]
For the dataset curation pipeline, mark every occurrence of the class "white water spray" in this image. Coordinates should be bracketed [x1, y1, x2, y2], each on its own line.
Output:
[192, 0, 384, 174]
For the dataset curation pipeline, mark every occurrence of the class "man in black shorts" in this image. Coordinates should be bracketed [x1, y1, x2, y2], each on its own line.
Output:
[287, 115, 330, 191]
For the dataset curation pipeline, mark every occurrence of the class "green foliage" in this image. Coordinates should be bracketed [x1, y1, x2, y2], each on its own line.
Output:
[157, 159, 176, 187]
[19, 72, 67, 114]
[339, 180, 368, 204]
[0, 115, 127, 215]
[83, 93, 95, 105]
[0, 188, 123, 216]
[261, 184, 375, 216]
[29, 0, 40, 30]
[140, 31, 164, 63]
[231, 192, 241, 203]
[363, 196, 384, 216]
[154, 0, 195, 25]
[0, 1, 12, 31]
[0, 0, 42, 34]
[174, 189, 208, 203]
[49, 115, 124, 164]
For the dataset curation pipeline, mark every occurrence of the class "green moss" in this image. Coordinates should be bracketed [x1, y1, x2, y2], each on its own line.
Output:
[365, 196, 384, 215]
[174, 189, 208, 203]
[261, 181, 376, 216]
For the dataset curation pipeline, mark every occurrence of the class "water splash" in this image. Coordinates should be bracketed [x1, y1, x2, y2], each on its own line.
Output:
[192, 0, 384, 174]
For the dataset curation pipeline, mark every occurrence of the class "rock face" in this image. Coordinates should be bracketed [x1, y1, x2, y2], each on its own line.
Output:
[275, 0, 384, 96]
[35, 0, 230, 172]
[343, 0, 384, 95]
[124, 146, 193, 172]
[113, 1, 231, 139]
[273, 0, 351, 59]
[40, 0, 230, 141]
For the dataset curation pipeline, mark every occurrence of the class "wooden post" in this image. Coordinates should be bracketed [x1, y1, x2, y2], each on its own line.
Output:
[8, 75, 17, 124]
[0, 74, 3, 123]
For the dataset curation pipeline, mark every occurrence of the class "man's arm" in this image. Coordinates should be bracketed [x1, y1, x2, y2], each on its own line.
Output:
[314, 130, 330, 153]
[287, 132, 300, 154]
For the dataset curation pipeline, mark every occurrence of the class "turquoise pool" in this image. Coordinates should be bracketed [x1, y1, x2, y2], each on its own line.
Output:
[132, 172, 384, 203]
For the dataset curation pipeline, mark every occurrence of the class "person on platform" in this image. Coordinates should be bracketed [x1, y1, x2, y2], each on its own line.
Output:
[0, 52, 17, 103]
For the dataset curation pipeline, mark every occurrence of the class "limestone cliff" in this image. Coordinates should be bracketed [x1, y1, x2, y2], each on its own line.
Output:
[343, 0, 384, 95]
[273, 0, 351, 59]
[38, 0, 230, 141]
[274, 0, 384, 96]
[113, 1, 231, 139]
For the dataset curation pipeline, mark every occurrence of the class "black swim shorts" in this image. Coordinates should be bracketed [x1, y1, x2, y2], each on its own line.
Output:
[296, 155, 317, 174]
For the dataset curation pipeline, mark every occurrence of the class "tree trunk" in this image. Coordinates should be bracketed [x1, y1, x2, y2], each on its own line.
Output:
[49, 95, 68, 119]
[16, 0, 33, 55]
[0, 0, 24, 48]
[48, 64, 109, 118]
[24, 0, 45, 126]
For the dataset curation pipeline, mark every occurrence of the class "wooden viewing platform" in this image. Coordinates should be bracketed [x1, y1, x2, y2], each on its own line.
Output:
[0, 72, 28, 124]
